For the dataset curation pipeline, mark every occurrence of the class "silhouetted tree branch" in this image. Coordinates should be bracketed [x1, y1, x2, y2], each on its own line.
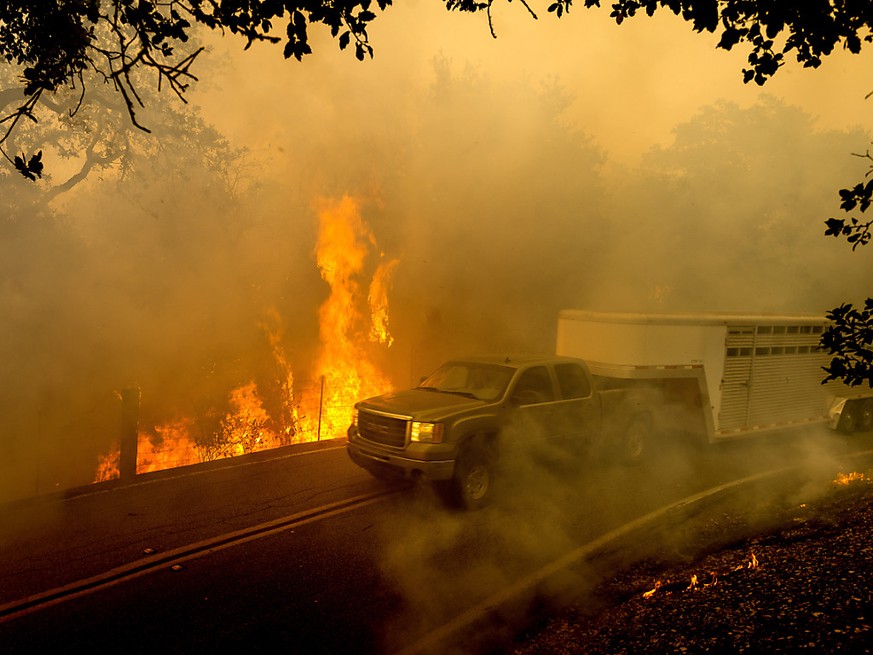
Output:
[579, 0, 873, 84]
[825, 150, 873, 250]
[820, 148, 873, 387]
[43, 125, 115, 201]
[822, 301, 873, 387]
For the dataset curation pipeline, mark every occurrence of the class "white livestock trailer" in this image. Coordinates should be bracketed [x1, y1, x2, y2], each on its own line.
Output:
[556, 310, 873, 443]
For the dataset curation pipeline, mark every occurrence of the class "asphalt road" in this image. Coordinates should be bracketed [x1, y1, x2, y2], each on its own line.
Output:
[1, 429, 871, 654]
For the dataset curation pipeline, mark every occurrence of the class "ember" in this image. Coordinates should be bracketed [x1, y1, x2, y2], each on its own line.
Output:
[642, 581, 661, 599]
[641, 552, 760, 599]
[834, 471, 867, 486]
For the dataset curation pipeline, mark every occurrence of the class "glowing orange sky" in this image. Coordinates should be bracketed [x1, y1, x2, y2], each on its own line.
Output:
[193, 4, 873, 172]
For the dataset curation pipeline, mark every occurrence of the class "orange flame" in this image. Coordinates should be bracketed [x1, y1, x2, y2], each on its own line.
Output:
[220, 382, 272, 455]
[369, 257, 399, 346]
[642, 581, 662, 599]
[298, 196, 395, 440]
[94, 446, 120, 482]
[642, 552, 759, 599]
[138, 420, 203, 471]
[94, 419, 202, 482]
[261, 307, 302, 444]
[94, 195, 395, 481]
[834, 471, 867, 485]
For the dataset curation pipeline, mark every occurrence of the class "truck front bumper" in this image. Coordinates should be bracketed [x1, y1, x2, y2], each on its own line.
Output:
[347, 433, 456, 482]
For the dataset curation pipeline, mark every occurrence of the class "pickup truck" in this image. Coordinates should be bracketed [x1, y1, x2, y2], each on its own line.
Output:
[346, 355, 648, 509]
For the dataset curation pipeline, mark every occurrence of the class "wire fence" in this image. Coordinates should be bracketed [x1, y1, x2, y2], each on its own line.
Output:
[97, 375, 361, 481]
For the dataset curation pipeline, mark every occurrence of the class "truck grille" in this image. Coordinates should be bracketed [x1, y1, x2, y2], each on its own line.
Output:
[358, 411, 408, 448]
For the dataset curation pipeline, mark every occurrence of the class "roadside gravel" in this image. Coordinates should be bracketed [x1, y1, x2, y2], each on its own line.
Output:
[512, 474, 873, 654]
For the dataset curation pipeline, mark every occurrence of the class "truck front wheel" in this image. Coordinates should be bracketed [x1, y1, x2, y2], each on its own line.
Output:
[439, 445, 493, 510]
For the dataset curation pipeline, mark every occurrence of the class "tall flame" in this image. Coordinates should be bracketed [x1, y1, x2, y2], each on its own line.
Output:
[299, 195, 396, 441]
[369, 257, 399, 347]
[94, 195, 395, 481]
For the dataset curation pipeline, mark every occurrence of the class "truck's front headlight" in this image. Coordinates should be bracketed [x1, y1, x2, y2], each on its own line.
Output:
[410, 421, 444, 443]
[351, 408, 359, 428]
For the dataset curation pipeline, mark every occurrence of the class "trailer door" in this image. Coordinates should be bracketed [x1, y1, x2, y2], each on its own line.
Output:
[719, 326, 755, 430]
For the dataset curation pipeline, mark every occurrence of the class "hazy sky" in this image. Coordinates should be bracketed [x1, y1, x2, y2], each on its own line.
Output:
[192, 3, 873, 172]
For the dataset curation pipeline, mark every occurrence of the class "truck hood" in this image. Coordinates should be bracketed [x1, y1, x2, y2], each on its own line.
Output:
[356, 389, 486, 420]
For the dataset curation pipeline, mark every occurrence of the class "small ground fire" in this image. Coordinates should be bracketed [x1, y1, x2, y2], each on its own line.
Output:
[642, 552, 760, 599]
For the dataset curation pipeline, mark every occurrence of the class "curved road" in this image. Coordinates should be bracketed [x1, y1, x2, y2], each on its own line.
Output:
[1, 429, 871, 654]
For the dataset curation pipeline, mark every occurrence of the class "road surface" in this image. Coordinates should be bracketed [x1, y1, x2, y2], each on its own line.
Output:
[1, 429, 871, 654]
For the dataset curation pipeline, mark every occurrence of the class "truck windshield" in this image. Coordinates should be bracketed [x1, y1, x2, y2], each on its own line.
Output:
[417, 363, 513, 402]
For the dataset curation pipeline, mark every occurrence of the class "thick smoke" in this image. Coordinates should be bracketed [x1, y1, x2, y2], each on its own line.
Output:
[2, 7, 873, 506]
[372, 422, 871, 654]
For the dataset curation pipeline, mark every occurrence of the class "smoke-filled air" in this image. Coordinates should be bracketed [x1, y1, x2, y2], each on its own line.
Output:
[2, 3, 873, 503]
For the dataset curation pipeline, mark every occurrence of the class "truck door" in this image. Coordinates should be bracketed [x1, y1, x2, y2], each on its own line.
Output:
[553, 362, 600, 451]
[504, 365, 557, 449]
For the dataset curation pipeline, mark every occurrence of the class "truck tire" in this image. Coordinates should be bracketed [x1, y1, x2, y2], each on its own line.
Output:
[618, 414, 650, 466]
[440, 444, 493, 510]
[858, 400, 873, 433]
[839, 401, 858, 435]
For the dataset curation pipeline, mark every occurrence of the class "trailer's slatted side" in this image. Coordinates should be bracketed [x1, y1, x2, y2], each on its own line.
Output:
[718, 323, 832, 433]
[747, 353, 832, 425]
[754, 334, 823, 347]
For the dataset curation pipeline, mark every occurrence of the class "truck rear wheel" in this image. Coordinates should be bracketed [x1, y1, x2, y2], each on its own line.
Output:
[858, 400, 873, 433]
[839, 402, 859, 435]
[619, 415, 650, 466]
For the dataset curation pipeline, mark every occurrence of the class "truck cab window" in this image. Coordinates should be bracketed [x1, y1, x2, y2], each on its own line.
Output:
[555, 362, 591, 399]
[511, 366, 555, 405]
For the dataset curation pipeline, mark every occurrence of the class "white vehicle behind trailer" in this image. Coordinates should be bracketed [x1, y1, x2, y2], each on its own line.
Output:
[556, 310, 873, 444]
